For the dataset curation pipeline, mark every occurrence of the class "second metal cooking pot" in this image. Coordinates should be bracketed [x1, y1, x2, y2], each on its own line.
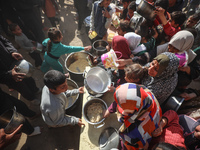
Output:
[65, 78, 80, 112]
[93, 40, 109, 56]
[84, 67, 111, 96]
[0, 108, 25, 134]
[136, 0, 156, 21]
[83, 97, 107, 128]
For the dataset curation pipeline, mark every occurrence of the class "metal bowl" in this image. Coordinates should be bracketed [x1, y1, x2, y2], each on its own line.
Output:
[84, 67, 111, 96]
[136, 0, 156, 21]
[65, 78, 79, 111]
[11, 59, 35, 77]
[93, 40, 109, 56]
[0, 109, 25, 134]
[83, 98, 107, 126]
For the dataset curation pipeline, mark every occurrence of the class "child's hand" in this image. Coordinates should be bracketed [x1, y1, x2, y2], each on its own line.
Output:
[32, 41, 36, 44]
[103, 109, 110, 118]
[178, 66, 190, 74]
[88, 30, 92, 35]
[32, 47, 37, 51]
[180, 92, 197, 100]
[153, 27, 158, 39]
[77, 118, 85, 127]
[108, 85, 115, 92]
[155, 7, 165, 16]
[84, 46, 92, 51]
[106, 45, 110, 51]
[103, 9, 111, 18]
[78, 87, 84, 93]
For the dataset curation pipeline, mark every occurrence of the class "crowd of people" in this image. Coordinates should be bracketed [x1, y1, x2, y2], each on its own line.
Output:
[0, 0, 200, 149]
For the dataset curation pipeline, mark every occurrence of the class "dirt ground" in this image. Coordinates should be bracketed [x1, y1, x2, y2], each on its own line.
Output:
[2, 0, 91, 150]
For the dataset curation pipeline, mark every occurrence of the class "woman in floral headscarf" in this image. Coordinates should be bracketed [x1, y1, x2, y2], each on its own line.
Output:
[104, 83, 162, 150]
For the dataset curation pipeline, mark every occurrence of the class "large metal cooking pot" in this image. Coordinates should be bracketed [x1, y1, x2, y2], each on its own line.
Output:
[65, 78, 80, 112]
[93, 40, 109, 56]
[0, 108, 25, 134]
[84, 67, 111, 96]
[136, 0, 156, 21]
[83, 98, 107, 128]
[11, 59, 35, 77]
[65, 51, 93, 82]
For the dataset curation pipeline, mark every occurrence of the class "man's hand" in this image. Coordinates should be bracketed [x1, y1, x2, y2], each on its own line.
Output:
[0, 124, 23, 149]
[77, 119, 85, 127]
[11, 52, 23, 61]
[12, 66, 26, 82]
[78, 87, 84, 94]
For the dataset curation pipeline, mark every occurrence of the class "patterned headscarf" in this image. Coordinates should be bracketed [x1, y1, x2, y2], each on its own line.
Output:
[142, 52, 179, 105]
[114, 83, 162, 149]
[112, 35, 131, 59]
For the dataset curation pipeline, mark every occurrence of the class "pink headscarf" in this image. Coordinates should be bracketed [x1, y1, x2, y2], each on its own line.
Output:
[112, 35, 131, 59]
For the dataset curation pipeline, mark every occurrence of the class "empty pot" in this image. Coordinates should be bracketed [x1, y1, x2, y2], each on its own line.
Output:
[93, 40, 109, 56]
[136, 0, 156, 21]
[84, 67, 111, 96]
[0, 108, 25, 134]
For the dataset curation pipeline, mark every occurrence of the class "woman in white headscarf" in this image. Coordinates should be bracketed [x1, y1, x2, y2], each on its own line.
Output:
[157, 30, 200, 89]
[124, 32, 151, 65]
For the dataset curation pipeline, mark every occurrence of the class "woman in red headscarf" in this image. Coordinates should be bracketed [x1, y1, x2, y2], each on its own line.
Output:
[112, 35, 131, 59]
[112, 35, 132, 86]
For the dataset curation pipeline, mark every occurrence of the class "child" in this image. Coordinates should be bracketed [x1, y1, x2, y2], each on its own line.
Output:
[89, 0, 114, 43]
[184, 12, 200, 29]
[116, 19, 132, 36]
[109, 63, 148, 92]
[43, 0, 60, 27]
[41, 27, 91, 73]
[40, 70, 85, 127]
[9, 23, 43, 68]
[118, 0, 132, 20]
[156, 8, 186, 41]
[125, 1, 136, 21]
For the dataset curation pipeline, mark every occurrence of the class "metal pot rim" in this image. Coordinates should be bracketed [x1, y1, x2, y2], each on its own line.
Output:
[83, 98, 107, 125]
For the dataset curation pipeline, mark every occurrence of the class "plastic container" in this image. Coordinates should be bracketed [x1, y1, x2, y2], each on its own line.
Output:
[101, 49, 121, 70]
[89, 31, 98, 40]
[175, 51, 188, 67]
[112, 13, 120, 29]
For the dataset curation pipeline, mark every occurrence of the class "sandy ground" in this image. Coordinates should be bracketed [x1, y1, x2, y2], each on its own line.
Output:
[2, 0, 91, 150]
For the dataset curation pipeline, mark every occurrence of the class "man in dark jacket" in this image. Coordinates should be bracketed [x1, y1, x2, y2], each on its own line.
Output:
[0, 35, 40, 104]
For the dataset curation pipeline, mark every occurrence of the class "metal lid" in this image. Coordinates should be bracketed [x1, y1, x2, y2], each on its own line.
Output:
[99, 127, 120, 150]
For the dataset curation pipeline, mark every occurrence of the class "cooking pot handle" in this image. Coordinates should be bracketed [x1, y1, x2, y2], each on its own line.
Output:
[94, 122, 105, 129]
[82, 70, 88, 78]
[86, 95, 95, 101]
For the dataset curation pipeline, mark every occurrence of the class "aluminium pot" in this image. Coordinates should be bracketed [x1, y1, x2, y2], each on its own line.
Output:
[93, 40, 109, 56]
[84, 67, 111, 96]
[83, 97, 107, 128]
[65, 51, 93, 82]
[0, 108, 25, 134]
[136, 0, 156, 21]
[11, 59, 35, 78]
[65, 78, 80, 112]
